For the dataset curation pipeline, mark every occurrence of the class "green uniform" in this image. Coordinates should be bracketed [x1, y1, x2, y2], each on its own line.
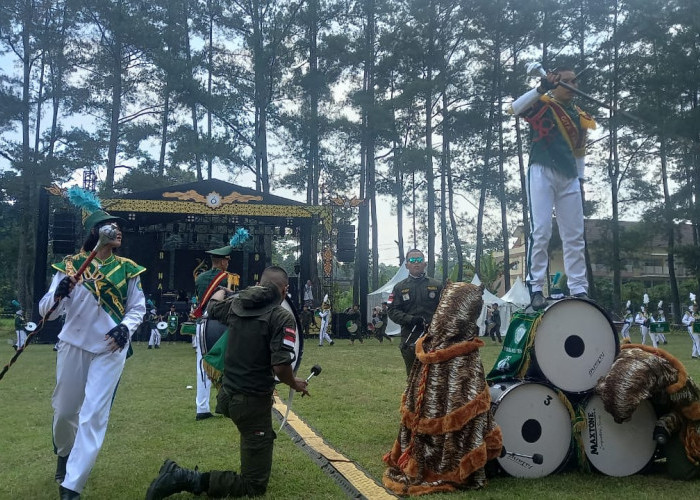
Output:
[388, 274, 443, 375]
[206, 285, 296, 497]
[195, 268, 224, 301]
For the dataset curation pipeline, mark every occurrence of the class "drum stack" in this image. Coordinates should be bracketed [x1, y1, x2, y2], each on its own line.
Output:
[487, 298, 657, 478]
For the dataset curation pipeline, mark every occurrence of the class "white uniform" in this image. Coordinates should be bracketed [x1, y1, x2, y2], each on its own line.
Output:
[635, 311, 650, 345]
[148, 310, 161, 348]
[318, 308, 332, 345]
[194, 318, 212, 415]
[682, 310, 700, 359]
[40, 266, 145, 494]
[15, 311, 27, 349]
[620, 313, 632, 341]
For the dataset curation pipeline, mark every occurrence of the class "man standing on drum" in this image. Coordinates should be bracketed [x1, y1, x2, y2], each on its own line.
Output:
[388, 249, 443, 375]
[146, 266, 309, 499]
[509, 67, 596, 310]
[192, 244, 233, 421]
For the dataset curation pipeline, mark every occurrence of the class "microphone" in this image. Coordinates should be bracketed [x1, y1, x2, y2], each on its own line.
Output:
[500, 447, 544, 465]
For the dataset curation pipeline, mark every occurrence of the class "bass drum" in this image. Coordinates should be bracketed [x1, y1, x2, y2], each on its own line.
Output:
[490, 380, 573, 478]
[580, 395, 656, 477]
[197, 317, 228, 356]
[531, 298, 619, 394]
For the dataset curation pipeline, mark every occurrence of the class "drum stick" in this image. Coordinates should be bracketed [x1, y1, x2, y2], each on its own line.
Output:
[500, 447, 544, 465]
[279, 364, 322, 432]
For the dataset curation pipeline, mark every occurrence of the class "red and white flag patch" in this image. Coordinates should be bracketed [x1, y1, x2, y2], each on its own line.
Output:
[387, 293, 394, 305]
[283, 326, 296, 349]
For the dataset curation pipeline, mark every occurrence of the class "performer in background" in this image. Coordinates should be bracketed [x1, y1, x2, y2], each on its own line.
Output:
[388, 249, 443, 376]
[303, 280, 314, 308]
[299, 304, 318, 337]
[40, 209, 146, 500]
[192, 244, 233, 421]
[653, 302, 668, 345]
[148, 308, 161, 349]
[509, 67, 596, 310]
[14, 308, 27, 351]
[682, 296, 700, 360]
[620, 301, 633, 343]
[146, 266, 308, 499]
[166, 305, 179, 340]
[318, 297, 333, 346]
[488, 303, 502, 343]
[635, 305, 651, 346]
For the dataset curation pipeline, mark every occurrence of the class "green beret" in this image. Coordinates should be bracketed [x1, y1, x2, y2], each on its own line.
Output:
[83, 210, 126, 230]
[206, 245, 232, 257]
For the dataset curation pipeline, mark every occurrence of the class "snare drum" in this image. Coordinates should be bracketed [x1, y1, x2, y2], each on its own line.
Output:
[531, 298, 619, 394]
[180, 322, 196, 335]
[490, 380, 573, 478]
[156, 321, 168, 334]
[580, 395, 656, 476]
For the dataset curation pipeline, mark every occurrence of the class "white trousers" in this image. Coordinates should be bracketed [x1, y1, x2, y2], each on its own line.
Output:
[15, 329, 27, 348]
[53, 342, 126, 493]
[688, 327, 700, 357]
[319, 319, 332, 345]
[639, 326, 649, 345]
[527, 164, 587, 295]
[148, 329, 161, 346]
[195, 323, 211, 414]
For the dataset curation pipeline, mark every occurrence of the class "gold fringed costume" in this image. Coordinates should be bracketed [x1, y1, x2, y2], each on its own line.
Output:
[383, 282, 502, 496]
[595, 344, 700, 466]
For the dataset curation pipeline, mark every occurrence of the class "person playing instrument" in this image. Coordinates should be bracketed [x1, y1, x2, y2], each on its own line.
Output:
[620, 303, 633, 343]
[373, 302, 392, 343]
[299, 304, 318, 337]
[145, 266, 309, 500]
[192, 244, 233, 421]
[318, 298, 333, 346]
[682, 298, 700, 360]
[388, 249, 443, 375]
[14, 308, 27, 351]
[653, 303, 668, 345]
[166, 305, 179, 340]
[148, 309, 161, 349]
[345, 303, 363, 344]
[39, 209, 146, 500]
[509, 67, 596, 310]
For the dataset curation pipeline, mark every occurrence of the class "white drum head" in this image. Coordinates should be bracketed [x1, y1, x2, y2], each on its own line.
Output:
[24, 321, 37, 332]
[156, 321, 168, 331]
[491, 381, 572, 478]
[582, 395, 656, 476]
[533, 299, 618, 393]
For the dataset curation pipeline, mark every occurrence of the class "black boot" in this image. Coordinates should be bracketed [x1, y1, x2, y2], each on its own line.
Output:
[55, 454, 69, 484]
[146, 460, 204, 500]
[59, 485, 80, 499]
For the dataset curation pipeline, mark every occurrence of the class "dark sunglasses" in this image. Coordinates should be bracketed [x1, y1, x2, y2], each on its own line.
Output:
[407, 257, 424, 263]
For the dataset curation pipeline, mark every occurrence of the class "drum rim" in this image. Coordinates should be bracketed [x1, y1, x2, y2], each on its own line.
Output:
[532, 298, 621, 394]
[156, 321, 168, 330]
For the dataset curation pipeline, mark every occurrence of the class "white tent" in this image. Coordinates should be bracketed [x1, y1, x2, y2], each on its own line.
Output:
[367, 265, 409, 336]
[501, 277, 530, 307]
[472, 275, 507, 336]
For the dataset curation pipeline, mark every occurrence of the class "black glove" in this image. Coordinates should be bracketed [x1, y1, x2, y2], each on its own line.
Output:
[105, 324, 129, 350]
[410, 316, 424, 328]
[54, 276, 74, 300]
[537, 75, 558, 94]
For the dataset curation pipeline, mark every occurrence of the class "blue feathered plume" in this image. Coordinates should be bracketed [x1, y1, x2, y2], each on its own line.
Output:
[11, 299, 21, 309]
[230, 228, 251, 248]
[551, 271, 562, 286]
[66, 186, 102, 214]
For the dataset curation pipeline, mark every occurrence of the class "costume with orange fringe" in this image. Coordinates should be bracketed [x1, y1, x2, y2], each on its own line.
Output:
[383, 282, 502, 496]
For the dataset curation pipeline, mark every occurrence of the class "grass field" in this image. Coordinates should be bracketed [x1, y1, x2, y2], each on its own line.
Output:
[1, 321, 700, 499]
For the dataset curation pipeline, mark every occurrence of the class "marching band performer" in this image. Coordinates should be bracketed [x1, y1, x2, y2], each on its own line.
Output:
[653, 301, 668, 345]
[148, 308, 161, 349]
[509, 66, 596, 310]
[635, 304, 652, 346]
[40, 208, 146, 500]
[318, 296, 333, 346]
[620, 301, 633, 343]
[682, 294, 700, 360]
[13, 305, 27, 351]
